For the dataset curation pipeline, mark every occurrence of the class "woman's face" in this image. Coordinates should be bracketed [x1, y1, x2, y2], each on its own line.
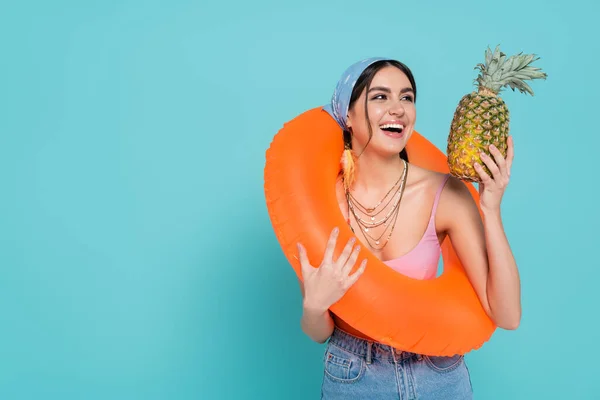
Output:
[347, 66, 416, 157]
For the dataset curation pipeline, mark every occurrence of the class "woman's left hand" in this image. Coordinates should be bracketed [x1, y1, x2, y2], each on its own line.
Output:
[474, 136, 514, 212]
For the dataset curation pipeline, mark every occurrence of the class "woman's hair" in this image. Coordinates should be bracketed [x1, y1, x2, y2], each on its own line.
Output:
[344, 59, 417, 162]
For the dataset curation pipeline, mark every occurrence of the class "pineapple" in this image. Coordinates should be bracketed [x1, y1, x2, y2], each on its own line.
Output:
[447, 46, 547, 182]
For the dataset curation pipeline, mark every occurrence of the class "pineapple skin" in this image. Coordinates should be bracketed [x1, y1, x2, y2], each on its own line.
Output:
[447, 91, 510, 182]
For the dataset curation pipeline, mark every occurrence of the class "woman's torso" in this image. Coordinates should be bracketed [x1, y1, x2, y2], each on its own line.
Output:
[332, 164, 450, 341]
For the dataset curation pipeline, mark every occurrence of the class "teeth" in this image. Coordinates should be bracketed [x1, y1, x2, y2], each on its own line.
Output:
[380, 124, 404, 130]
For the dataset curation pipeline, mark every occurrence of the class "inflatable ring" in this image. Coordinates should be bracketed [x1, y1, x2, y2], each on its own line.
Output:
[264, 107, 496, 356]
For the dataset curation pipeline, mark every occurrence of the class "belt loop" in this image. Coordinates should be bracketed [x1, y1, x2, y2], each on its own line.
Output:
[366, 342, 372, 364]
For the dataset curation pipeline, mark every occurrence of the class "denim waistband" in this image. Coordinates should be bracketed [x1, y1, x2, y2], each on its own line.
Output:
[328, 327, 422, 363]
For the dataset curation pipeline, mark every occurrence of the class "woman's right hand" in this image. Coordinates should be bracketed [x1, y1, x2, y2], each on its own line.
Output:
[297, 227, 367, 312]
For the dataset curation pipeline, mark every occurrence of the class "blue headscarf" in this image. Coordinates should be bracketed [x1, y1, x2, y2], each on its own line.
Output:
[323, 57, 390, 131]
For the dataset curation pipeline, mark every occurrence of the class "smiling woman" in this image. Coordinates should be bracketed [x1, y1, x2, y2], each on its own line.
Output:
[264, 57, 521, 399]
[340, 61, 415, 187]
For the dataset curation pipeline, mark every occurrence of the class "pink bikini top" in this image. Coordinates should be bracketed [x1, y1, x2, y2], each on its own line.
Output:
[383, 174, 450, 280]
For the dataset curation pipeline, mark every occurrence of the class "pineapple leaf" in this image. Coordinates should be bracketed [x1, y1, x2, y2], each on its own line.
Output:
[487, 56, 500, 75]
[492, 45, 501, 62]
[474, 63, 486, 73]
[518, 54, 537, 69]
[474, 46, 547, 94]
[498, 52, 507, 67]
[508, 79, 534, 95]
[485, 47, 493, 66]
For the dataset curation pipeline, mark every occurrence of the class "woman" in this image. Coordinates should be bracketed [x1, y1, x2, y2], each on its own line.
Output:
[296, 58, 521, 399]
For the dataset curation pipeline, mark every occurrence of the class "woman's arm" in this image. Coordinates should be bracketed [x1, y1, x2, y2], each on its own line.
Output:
[295, 231, 367, 343]
[440, 178, 521, 330]
[298, 280, 335, 343]
[480, 207, 521, 329]
[439, 137, 521, 330]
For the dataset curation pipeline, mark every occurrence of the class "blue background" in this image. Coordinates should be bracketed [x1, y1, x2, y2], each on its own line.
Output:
[1, 0, 597, 398]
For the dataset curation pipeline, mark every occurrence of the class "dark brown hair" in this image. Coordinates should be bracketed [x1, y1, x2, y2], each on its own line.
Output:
[344, 60, 417, 162]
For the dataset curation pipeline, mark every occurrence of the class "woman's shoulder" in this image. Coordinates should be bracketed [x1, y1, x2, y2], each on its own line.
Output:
[407, 163, 472, 199]
[408, 164, 480, 231]
[406, 163, 447, 187]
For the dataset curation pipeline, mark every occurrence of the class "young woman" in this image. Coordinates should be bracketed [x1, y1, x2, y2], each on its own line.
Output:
[296, 58, 521, 399]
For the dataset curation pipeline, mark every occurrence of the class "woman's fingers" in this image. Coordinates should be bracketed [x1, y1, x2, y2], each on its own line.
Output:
[488, 144, 509, 180]
[474, 162, 493, 185]
[297, 243, 312, 278]
[346, 259, 367, 288]
[322, 227, 339, 265]
[335, 236, 356, 268]
[480, 151, 502, 182]
[341, 243, 361, 276]
[506, 136, 514, 176]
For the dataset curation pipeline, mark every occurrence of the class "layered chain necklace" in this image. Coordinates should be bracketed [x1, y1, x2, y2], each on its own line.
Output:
[344, 159, 408, 250]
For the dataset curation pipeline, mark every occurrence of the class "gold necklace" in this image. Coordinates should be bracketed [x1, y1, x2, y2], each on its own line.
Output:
[345, 159, 408, 249]
[347, 171, 403, 215]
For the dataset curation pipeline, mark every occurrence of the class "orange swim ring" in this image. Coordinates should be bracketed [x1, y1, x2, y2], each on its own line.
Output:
[264, 62, 497, 356]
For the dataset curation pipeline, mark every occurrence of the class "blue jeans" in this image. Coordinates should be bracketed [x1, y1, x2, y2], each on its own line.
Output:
[321, 327, 473, 399]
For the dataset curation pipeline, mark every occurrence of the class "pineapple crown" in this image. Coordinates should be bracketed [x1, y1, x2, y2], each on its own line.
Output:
[475, 45, 547, 95]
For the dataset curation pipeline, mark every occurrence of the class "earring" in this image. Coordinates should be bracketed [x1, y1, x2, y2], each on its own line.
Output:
[341, 142, 357, 190]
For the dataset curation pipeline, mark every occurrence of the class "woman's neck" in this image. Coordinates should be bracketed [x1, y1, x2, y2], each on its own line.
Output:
[349, 153, 406, 195]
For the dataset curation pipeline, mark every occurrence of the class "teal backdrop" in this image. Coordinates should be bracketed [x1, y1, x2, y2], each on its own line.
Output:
[1, 0, 597, 398]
